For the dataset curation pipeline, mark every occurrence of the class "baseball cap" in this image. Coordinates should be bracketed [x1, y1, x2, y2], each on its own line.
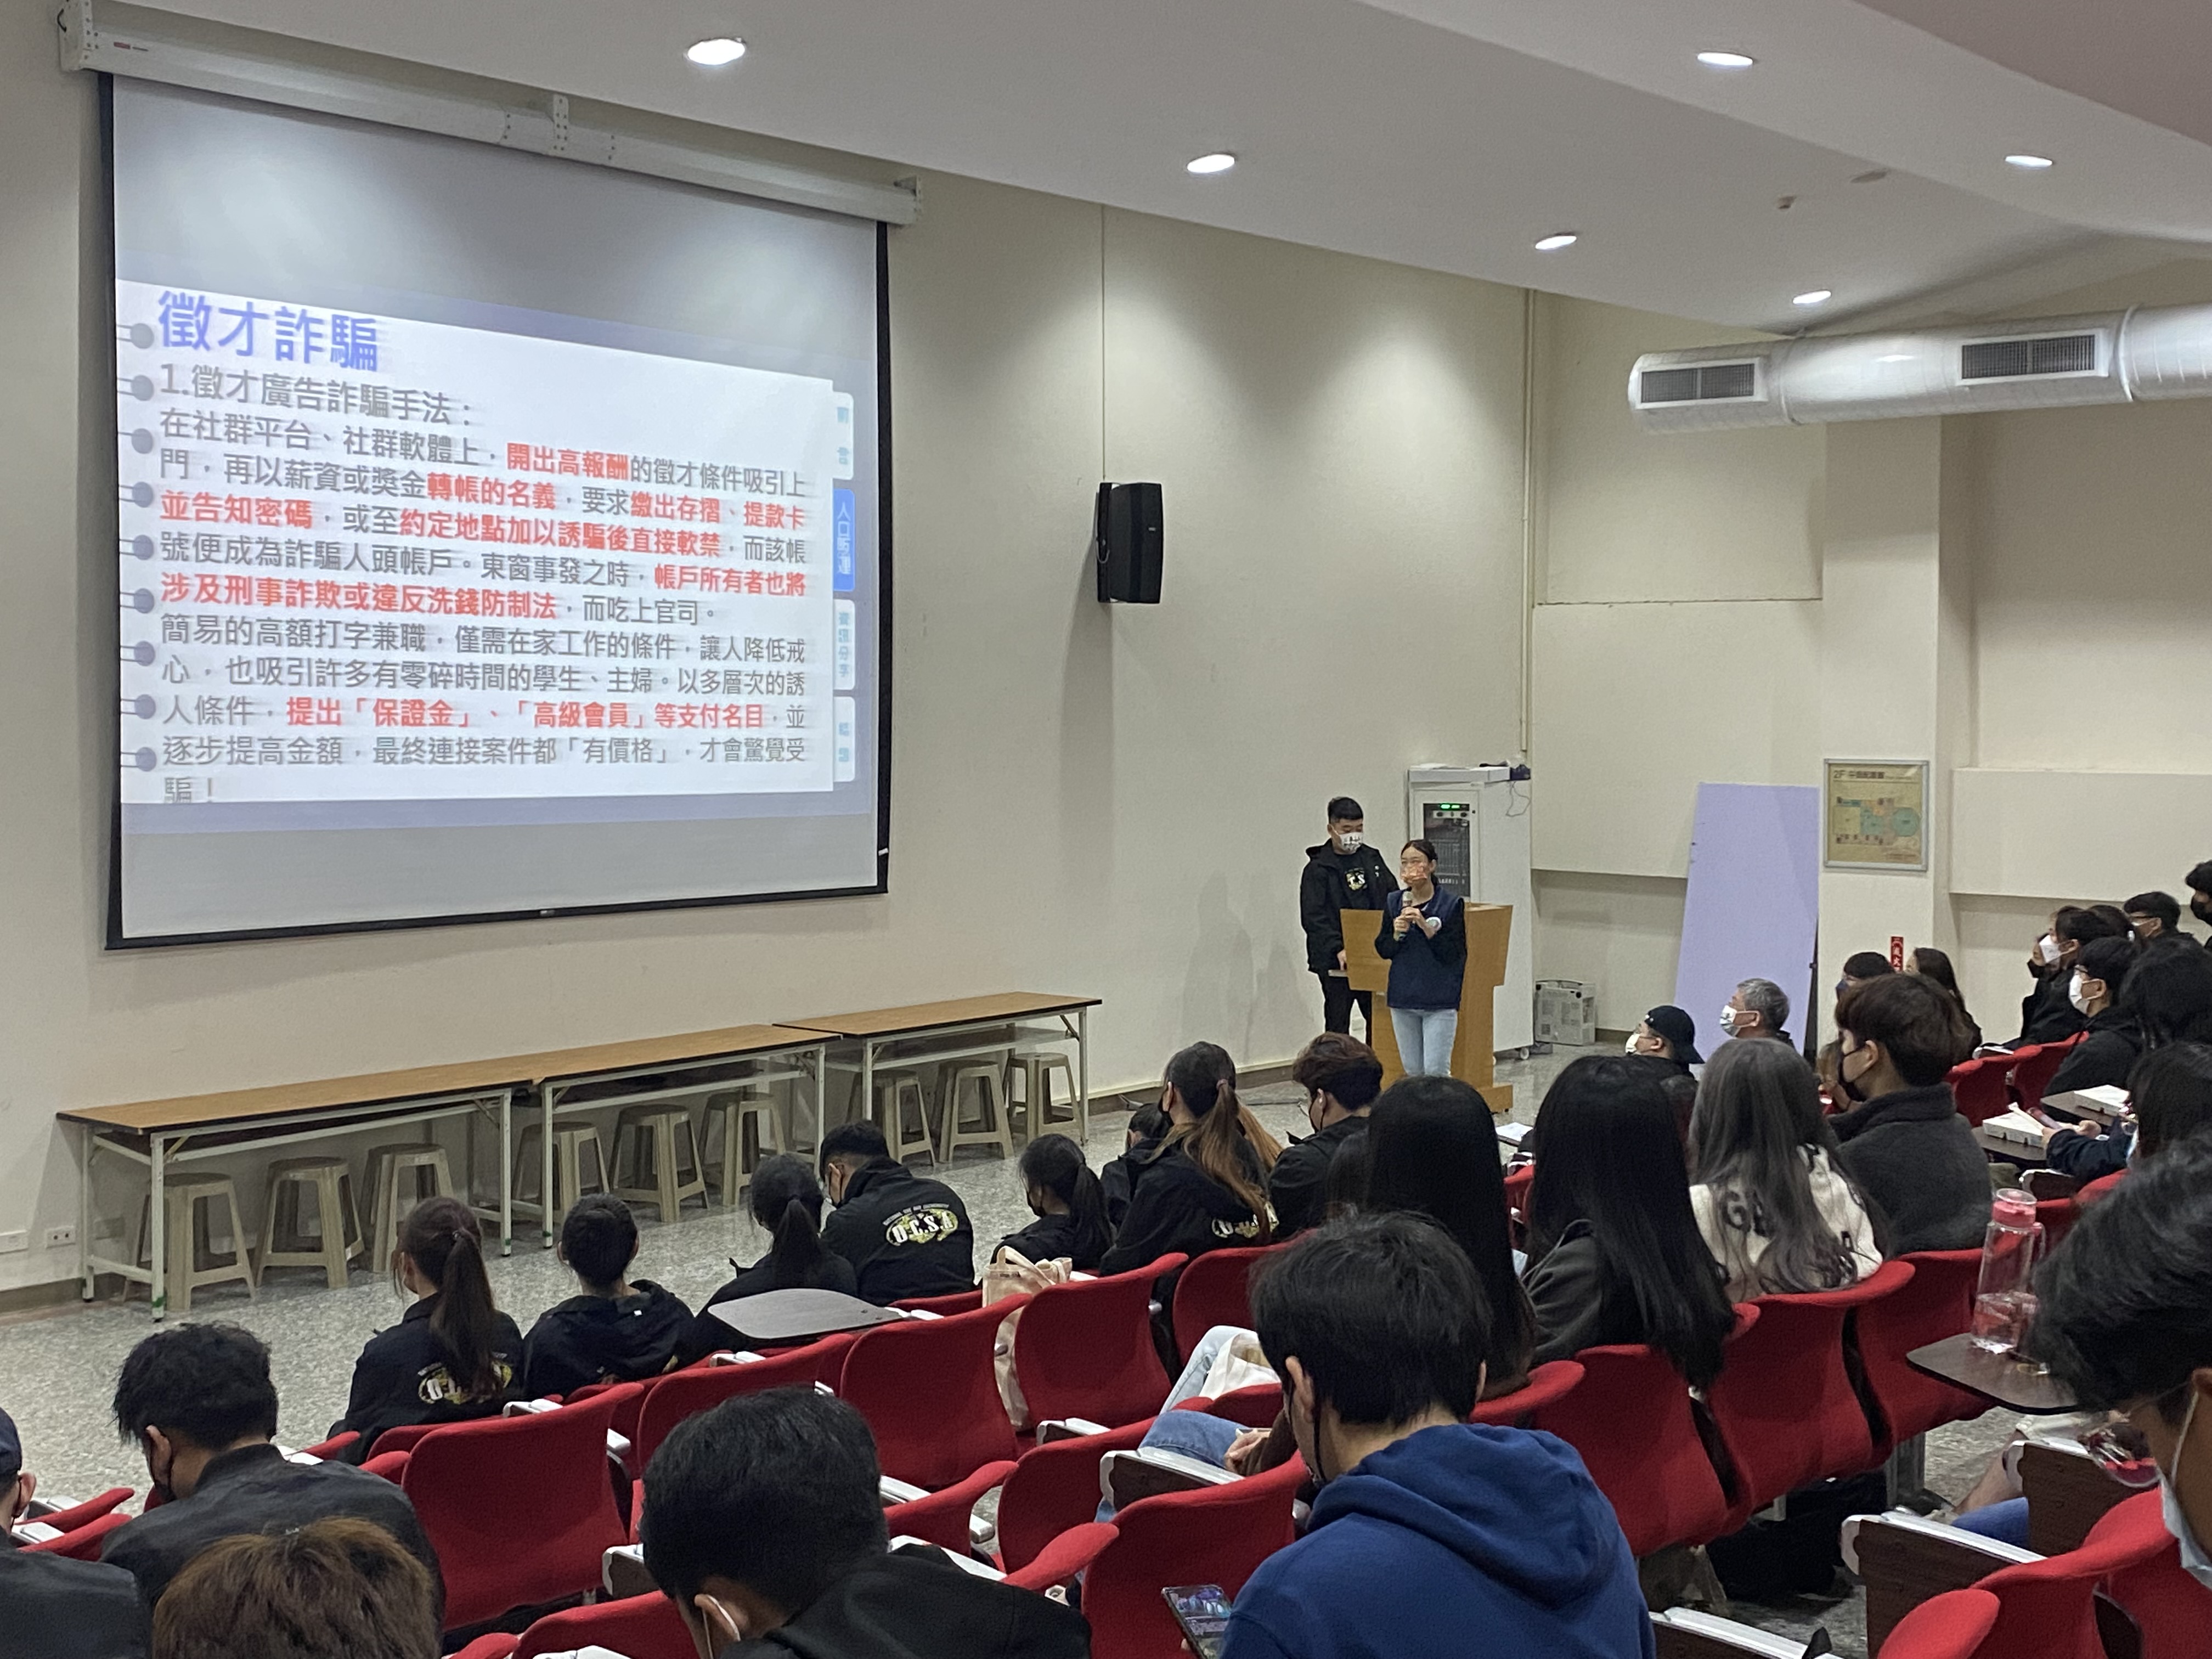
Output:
[0, 1407, 21, 1483]
[1643, 1005, 1703, 1067]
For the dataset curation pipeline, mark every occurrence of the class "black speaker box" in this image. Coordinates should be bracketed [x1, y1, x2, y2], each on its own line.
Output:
[1094, 481, 1164, 603]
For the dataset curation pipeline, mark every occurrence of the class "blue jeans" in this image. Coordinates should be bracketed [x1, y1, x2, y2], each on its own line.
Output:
[1952, 1496, 2031, 1548]
[1095, 1410, 1248, 1524]
[1391, 1006, 1458, 1077]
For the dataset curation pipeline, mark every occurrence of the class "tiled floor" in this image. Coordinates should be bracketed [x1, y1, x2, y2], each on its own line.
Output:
[0, 1043, 2013, 1655]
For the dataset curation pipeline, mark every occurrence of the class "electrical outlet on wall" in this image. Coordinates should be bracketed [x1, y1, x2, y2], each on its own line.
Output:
[0, 1231, 26, 1255]
[43, 1226, 75, 1250]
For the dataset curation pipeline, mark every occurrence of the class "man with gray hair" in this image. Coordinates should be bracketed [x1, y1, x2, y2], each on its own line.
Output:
[1720, 978, 1792, 1046]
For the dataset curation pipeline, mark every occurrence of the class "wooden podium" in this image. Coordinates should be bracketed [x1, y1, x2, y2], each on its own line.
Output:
[1341, 902, 1514, 1115]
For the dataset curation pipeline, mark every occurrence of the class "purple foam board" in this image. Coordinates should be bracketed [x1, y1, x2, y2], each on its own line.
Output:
[1673, 783, 1821, 1053]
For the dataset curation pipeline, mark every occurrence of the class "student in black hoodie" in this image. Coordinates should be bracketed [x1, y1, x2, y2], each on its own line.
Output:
[330, 1195, 524, 1460]
[1831, 974, 1992, 1255]
[1101, 1104, 1167, 1231]
[1100, 1041, 1278, 1277]
[2017, 905, 2130, 1047]
[2041, 935, 2141, 1098]
[675, 1155, 859, 1366]
[819, 1122, 975, 1305]
[640, 1388, 1088, 1658]
[1268, 1033, 1383, 1238]
[997, 1135, 1111, 1269]
[0, 1406, 149, 1659]
[1299, 797, 1397, 1037]
[522, 1195, 691, 1398]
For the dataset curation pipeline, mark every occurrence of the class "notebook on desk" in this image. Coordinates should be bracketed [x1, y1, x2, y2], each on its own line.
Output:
[1982, 1107, 2047, 1148]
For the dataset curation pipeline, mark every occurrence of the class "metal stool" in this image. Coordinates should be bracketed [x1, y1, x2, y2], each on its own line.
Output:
[259, 1157, 363, 1290]
[134, 1172, 256, 1313]
[702, 1088, 783, 1208]
[940, 1060, 1015, 1162]
[871, 1072, 937, 1164]
[1010, 1051, 1085, 1142]
[612, 1106, 709, 1222]
[512, 1121, 611, 1230]
[363, 1142, 455, 1269]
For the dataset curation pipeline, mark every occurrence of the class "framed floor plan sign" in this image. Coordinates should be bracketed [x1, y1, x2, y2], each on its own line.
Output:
[1824, 760, 1928, 871]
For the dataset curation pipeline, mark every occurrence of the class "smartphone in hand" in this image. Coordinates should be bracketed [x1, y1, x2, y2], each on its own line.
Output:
[1163, 1584, 1233, 1658]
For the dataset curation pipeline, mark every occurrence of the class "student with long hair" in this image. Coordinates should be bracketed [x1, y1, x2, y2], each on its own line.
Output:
[521, 1195, 692, 1398]
[674, 1154, 859, 1365]
[1686, 1040, 1881, 1302]
[1521, 1056, 1735, 1388]
[997, 1134, 1111, 1269]
[1908, 944, 1983, 1057]
[1101, 1041, 1280, 1276]
[332, 1195, 522, 1458]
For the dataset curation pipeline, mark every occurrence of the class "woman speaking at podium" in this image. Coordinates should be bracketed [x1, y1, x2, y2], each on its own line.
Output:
[1376, 838, 1468, 1077]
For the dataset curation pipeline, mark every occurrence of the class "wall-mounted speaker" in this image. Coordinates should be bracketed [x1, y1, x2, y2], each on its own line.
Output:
[1094, 482, 1164, 603]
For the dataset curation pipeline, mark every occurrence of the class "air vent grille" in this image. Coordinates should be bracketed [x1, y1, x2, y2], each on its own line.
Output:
[1960, 333, 2098, 381]
[1637, 361, 1759, 405]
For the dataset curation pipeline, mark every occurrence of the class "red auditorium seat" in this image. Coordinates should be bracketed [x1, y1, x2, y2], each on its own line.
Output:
[2011, 1035, 2085, 1113]
[1200, 1383, 1283, 1429]
[1946, 1054, 2014, 1127]
[21, 1486, 131, 1532]
[449, 1592, 694, 1659]
[1502, 1163, 1533, 1227]
[995, 1418, 1154, 1573]
[1857, 1248, 1988, 1454]
[630, 1332, 854, 1471]
[1878, 1589, 2002, 1659]
[18, 1509, 129, 1560]
[2088, 1489, 2212, 1659]
[884, 1458, 1018, 1552]
[2036, 1197, 2083, 1252]
[1014, 1253, 1186, 1429]
[889, 1288, 984, 1316]
[839, 1296, 1029, 1489]
[1940, 1492, 2176, 1659]
[2079, 1170, 2126, 1203]
[1005, 1520, 1118, 1594]
[1169, 1244, 1279, 1364]
[1470, 1358, 1583, 1427]
[296, 1432, 358, 1460]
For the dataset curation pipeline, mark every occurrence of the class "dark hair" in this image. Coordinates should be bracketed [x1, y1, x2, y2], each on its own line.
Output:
[819, 1120, 889, 1170]
[1400, 838, 1438, 865]
[397, 1196, 504, 1401]
[1017, 1134, 1110, 1265]
[1526, 1056, 1735, 1389]
[640, 1388, 886, 1612]
[1290, 1032, 1384, 1111]
[2188, 861, 2212, 897]
[2055, 905, 2130, 947]
[1835, 973, 1958, 1087]
[1689, 1040, 1874, 1293]
[1326, 796, 1363, 823]
[2118, 935, 2212, 1048]
[559, 1194, 639, 1291]
[2074, 936, 2136, 1005]
[2126, 891, 2182, 932]
[1652, 1065, 1700, 1143]
[153, 1516, 438, 1659]
[1155, 1041, 1274, 1233]
[1251, 1212, 1488, 1430]
[1366, 1076, 1534, 1394]
[1127, 1103, 1170, 1143]
[2031, 1136, 2212, 1421]
[2127, 1042, 2212, 1161]
[749, 1154, 833, 1290]
[114, 1322, 279, 1450]
[1323, 1129, 1370, 1218]
[1841, 951, 1895, 981]
[1909, 945, 1964, 1001]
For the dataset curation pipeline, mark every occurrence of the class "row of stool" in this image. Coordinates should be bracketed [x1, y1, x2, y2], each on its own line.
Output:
[871, 1050, 1080, 1165]
[514, 1089, 792, 1229]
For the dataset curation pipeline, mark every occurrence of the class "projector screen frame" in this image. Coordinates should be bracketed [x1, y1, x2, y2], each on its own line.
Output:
[99, 76, 895, 950]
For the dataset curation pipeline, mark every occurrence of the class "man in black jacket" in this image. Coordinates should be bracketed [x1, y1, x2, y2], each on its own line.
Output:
[819, 1122, 975, 1304]
[1268, 1034, 1381, 1237]
[1300, 797, 1396, 1036]
[2041, 935, 2141, 1099]
[101, 1323, 442, 1614]
[641, 1389, 1089, 1658]
[0, 1407, 149, 1659]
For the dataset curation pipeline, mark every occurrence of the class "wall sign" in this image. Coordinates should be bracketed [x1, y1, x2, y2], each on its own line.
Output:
[1824, 760, 1928, 872]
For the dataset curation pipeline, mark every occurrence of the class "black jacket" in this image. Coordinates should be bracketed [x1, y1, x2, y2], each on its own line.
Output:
[0, 1540, 148, 1659]
[1522, 1223, 1650, 1368]
[1299, 842, 1397, 974]
[821, 1161, 975, 1306]
[2018, 968, 2089, 1047]
[331, 1296, 526, 1459]
[1375, 888, 1468, 1011]
[718, 1544, 1089, 1657]
[996, 1210, 1109, 1272]
[1098, 1138, 1266, 1277]
[1267, 1115, 1369, 1238]
[674, 1251, 860, 1366]
[101, 1443, 442, 1613]
[1102, 1144, 1146, 1231]
[2047, 1122, 2132, 1184]
[2043, 1007, 2141, 1098]
[1830, 1083, 1992, 1256]
[522, 1279, 692, 1398]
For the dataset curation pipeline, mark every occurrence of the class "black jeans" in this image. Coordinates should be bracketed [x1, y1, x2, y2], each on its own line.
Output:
[1317, 973, 1374, 1037]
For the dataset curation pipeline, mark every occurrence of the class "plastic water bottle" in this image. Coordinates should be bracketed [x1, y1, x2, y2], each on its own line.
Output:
[1969, 1188, 2044, 1353]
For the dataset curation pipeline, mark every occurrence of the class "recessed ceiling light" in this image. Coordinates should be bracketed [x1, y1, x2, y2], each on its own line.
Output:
[1186, 152, 1237, 176]
[1792, 289, 1832, 307]
[1696, 50, 1756, 69]
[685, 36, 747, 66]
[2005, 153, 2055, 170]
[1533, 233, 1578, 252]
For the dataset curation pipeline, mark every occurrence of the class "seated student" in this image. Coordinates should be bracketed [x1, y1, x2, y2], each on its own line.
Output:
[330, 1195, 523, 1459]
[1839, 951, 1895, 995]
[2125, 890, 2186, 944]
[1831, 975, 1992, 1255]
[819, 1122, 976, 1305]
[1101, 1103, 1167, 1231]
[996, 1133, 1111, 1270]
[1720, 977, 1792, 1047]
[1219, 1214, 1650, 1659]
[1268, 1034, 1384, 1238]
[521, 1194, 692, 1398]
[2049, 1041, 2212, 1183]
[675, 1154, 859, 1366]
[1686, 1039, 1881, 1302]
[103, 1324, 441, 1612]
[150, 1517, 437, 1659]
[2123, 933, 2212, 1047]
[1907, 945, 1983, 1058]
[2019, 905, 2131, 1047]
[1520, 1056, 1736, 1388]
[1100, 1041, 1278, 1277]
[639, 1388, 1089, 1658]
[0, 1406, 149, 1659]
[1628, 1005, 1702, 1072]
[2190, 860, 2212, 936]
[2042, 935, 2142, 1098]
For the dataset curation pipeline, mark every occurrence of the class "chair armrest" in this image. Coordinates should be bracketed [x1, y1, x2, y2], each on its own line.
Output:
[884, 1460, 1019, 1553]
[1843, 1512, 2039, 1655]
[296, 1433, 358, 1461]
[1004, 1522, 1117, 1593]
[362, 1449, 411, 1484]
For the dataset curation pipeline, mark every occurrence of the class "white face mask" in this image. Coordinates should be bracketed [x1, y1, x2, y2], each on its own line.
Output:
[2068, 970, 2092, 1014]
[1719, 1004, 1742, 1034]
[2039, 933, 2063, 965]
[2158, 1388, 2212, 1590]
[1624, 1031, 1641, 1055]
[1335, 831, 1363, 853]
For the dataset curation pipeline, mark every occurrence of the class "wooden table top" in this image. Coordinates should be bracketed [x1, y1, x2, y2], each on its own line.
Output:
[1907, 1333, 2079, 1414]
[776, 991, 1099, 1040]
[57, 1023, 820, 1136]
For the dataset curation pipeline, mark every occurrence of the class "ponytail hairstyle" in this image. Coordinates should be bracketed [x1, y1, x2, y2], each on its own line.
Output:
[1154, 1041, 1276, 1236]
[1018, 1133, 1111, 1265]
[395, 1195, 504, 1401]
[749, 1154, 833, 1290]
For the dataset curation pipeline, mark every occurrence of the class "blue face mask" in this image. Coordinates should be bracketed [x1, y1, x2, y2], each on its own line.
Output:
[2158, 1387, 2212, 1590]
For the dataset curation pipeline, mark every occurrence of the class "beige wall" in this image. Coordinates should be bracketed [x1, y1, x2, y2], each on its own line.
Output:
[0, 2, 1530, 1291]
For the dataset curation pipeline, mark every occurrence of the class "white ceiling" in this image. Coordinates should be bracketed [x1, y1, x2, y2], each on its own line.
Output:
[126, 0, 2212, 331]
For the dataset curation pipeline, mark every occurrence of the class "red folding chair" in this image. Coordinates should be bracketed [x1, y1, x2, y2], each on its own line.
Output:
[996, 1418, 1155, 1573]
[1880, 1589, 2002, 1659]
[2080, 1171, 2126, 1204]
[1200, 1383, 1283, 1429]
[364, 1421, 443, 1461]
[1014, 1254, 1186, 1429]
[1707, 1265, 1907, 1525]
[1470, 1358, 1583, 1427]
[631, 1333, 853, 1472]
[402, 1387, 633, 1632]
[1948, 1056, 2015, 1127]
[1857, 1248, 1988, 1454]
[23, 1487, 132, 1533]
[885, 1458, 1018, 1552]
[1169, 1245, 1280, 1364]
[840, 1296, 1028, 1489]
[19, 1510, 129, 1560]
[2012, 1035, 2085, 1113]
[890, 1288, 984, 1316]
[2095, 1490, 2212, 1659]
[2037, 1197, 2083, 1253]
[1942, 1494, 2176, 1659]
[1527, 1338, 1733, 1558]
[1005, 1521, 1118, 1594]
[1502, 1163, 1533, 1225]
[449, 1592, 695, 1659]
